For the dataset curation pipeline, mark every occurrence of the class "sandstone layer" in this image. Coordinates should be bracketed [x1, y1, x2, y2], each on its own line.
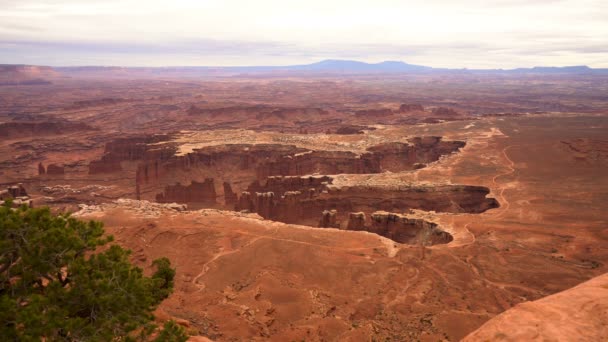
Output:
[463, 273, 608, 341]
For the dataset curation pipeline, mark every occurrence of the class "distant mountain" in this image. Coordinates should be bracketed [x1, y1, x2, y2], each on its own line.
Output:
[231, 60, 605, 74]
[288, 59, 432, 72]
[510, 65, 594, 74]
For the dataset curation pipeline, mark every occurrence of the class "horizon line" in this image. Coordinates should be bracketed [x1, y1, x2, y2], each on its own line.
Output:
[1, 59, 603, 70]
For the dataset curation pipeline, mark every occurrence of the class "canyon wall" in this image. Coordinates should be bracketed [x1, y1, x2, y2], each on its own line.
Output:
[155, 179, 217, 204]
[83, 134, 492, 245]
[89, 135, 172, 174]
[234, 177, 498, 228]
[128, 137, 465, 202]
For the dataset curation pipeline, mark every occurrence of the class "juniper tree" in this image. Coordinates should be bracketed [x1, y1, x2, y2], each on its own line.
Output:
[0, 201, 187, 341]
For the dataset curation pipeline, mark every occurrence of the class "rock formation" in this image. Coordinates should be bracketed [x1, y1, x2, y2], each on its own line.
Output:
[318, 209, 340, 228]
[346, 212, 366, 230]
[85, 134, 486, 244]
[0, 184, 32, 208]
[368, 211, 453, 245]
[223, 182, 238, 206]
[156, 179, 217, 204]
[254, 192, 275, 219]
[100, 136, 467, 204]
[236, 191, 255, 212]
[238, 172, 497, 218]
[463, 273, 608, 341]
[46, 164, 65, 175]
[235, 191, 279, 217]
[89, 135, 172, 174]
[232, 175, 495, 243]
[7, 184, 28, 198]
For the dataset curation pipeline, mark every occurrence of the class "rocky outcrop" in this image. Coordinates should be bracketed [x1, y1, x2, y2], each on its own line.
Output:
[318, 210, 340, 228]
[223, 182, 238, 206]
[103, 137, 152, 161]
[46, 164, 65, 175]
[89, 135, 172, 174]
[463, 273, 608, 341]
[399, 103, 424, 112]
[369, 211, 453, 245]
[236, 191, 281, 218]
[37, 162, 65, 177]
[156, 179, 217, 204]
[254, 192, 275, 219]
[7, 184, 28, 198]
[366, 138, 465, 172]
[0, 184, 32, 208]
[236, 189, 309, 224]
[136, 144, 308, 190]
[346, 212, 366, 230]
[236, 191, 275, 217]
[257, 138, 464, 177]
[236, 192, 255, 212]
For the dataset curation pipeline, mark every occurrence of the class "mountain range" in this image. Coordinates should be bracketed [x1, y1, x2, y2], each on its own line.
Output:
[2, 60, 607, 80]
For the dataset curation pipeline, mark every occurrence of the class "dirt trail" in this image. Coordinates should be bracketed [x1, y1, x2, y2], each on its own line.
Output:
[492, 145, 518, 219]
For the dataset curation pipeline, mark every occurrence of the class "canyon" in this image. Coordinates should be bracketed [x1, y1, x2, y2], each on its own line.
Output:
[1, 68, 607, 340]
[82, 133, 495, 245]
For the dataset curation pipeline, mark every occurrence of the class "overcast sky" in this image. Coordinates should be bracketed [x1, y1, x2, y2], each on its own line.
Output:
[1, 0, 607, 68]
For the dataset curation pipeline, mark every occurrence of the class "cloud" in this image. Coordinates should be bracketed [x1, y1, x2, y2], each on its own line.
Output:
[0, 0, 607, 67]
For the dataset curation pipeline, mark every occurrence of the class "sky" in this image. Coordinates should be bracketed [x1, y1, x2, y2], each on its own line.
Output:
[0, 0, 607, 68]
